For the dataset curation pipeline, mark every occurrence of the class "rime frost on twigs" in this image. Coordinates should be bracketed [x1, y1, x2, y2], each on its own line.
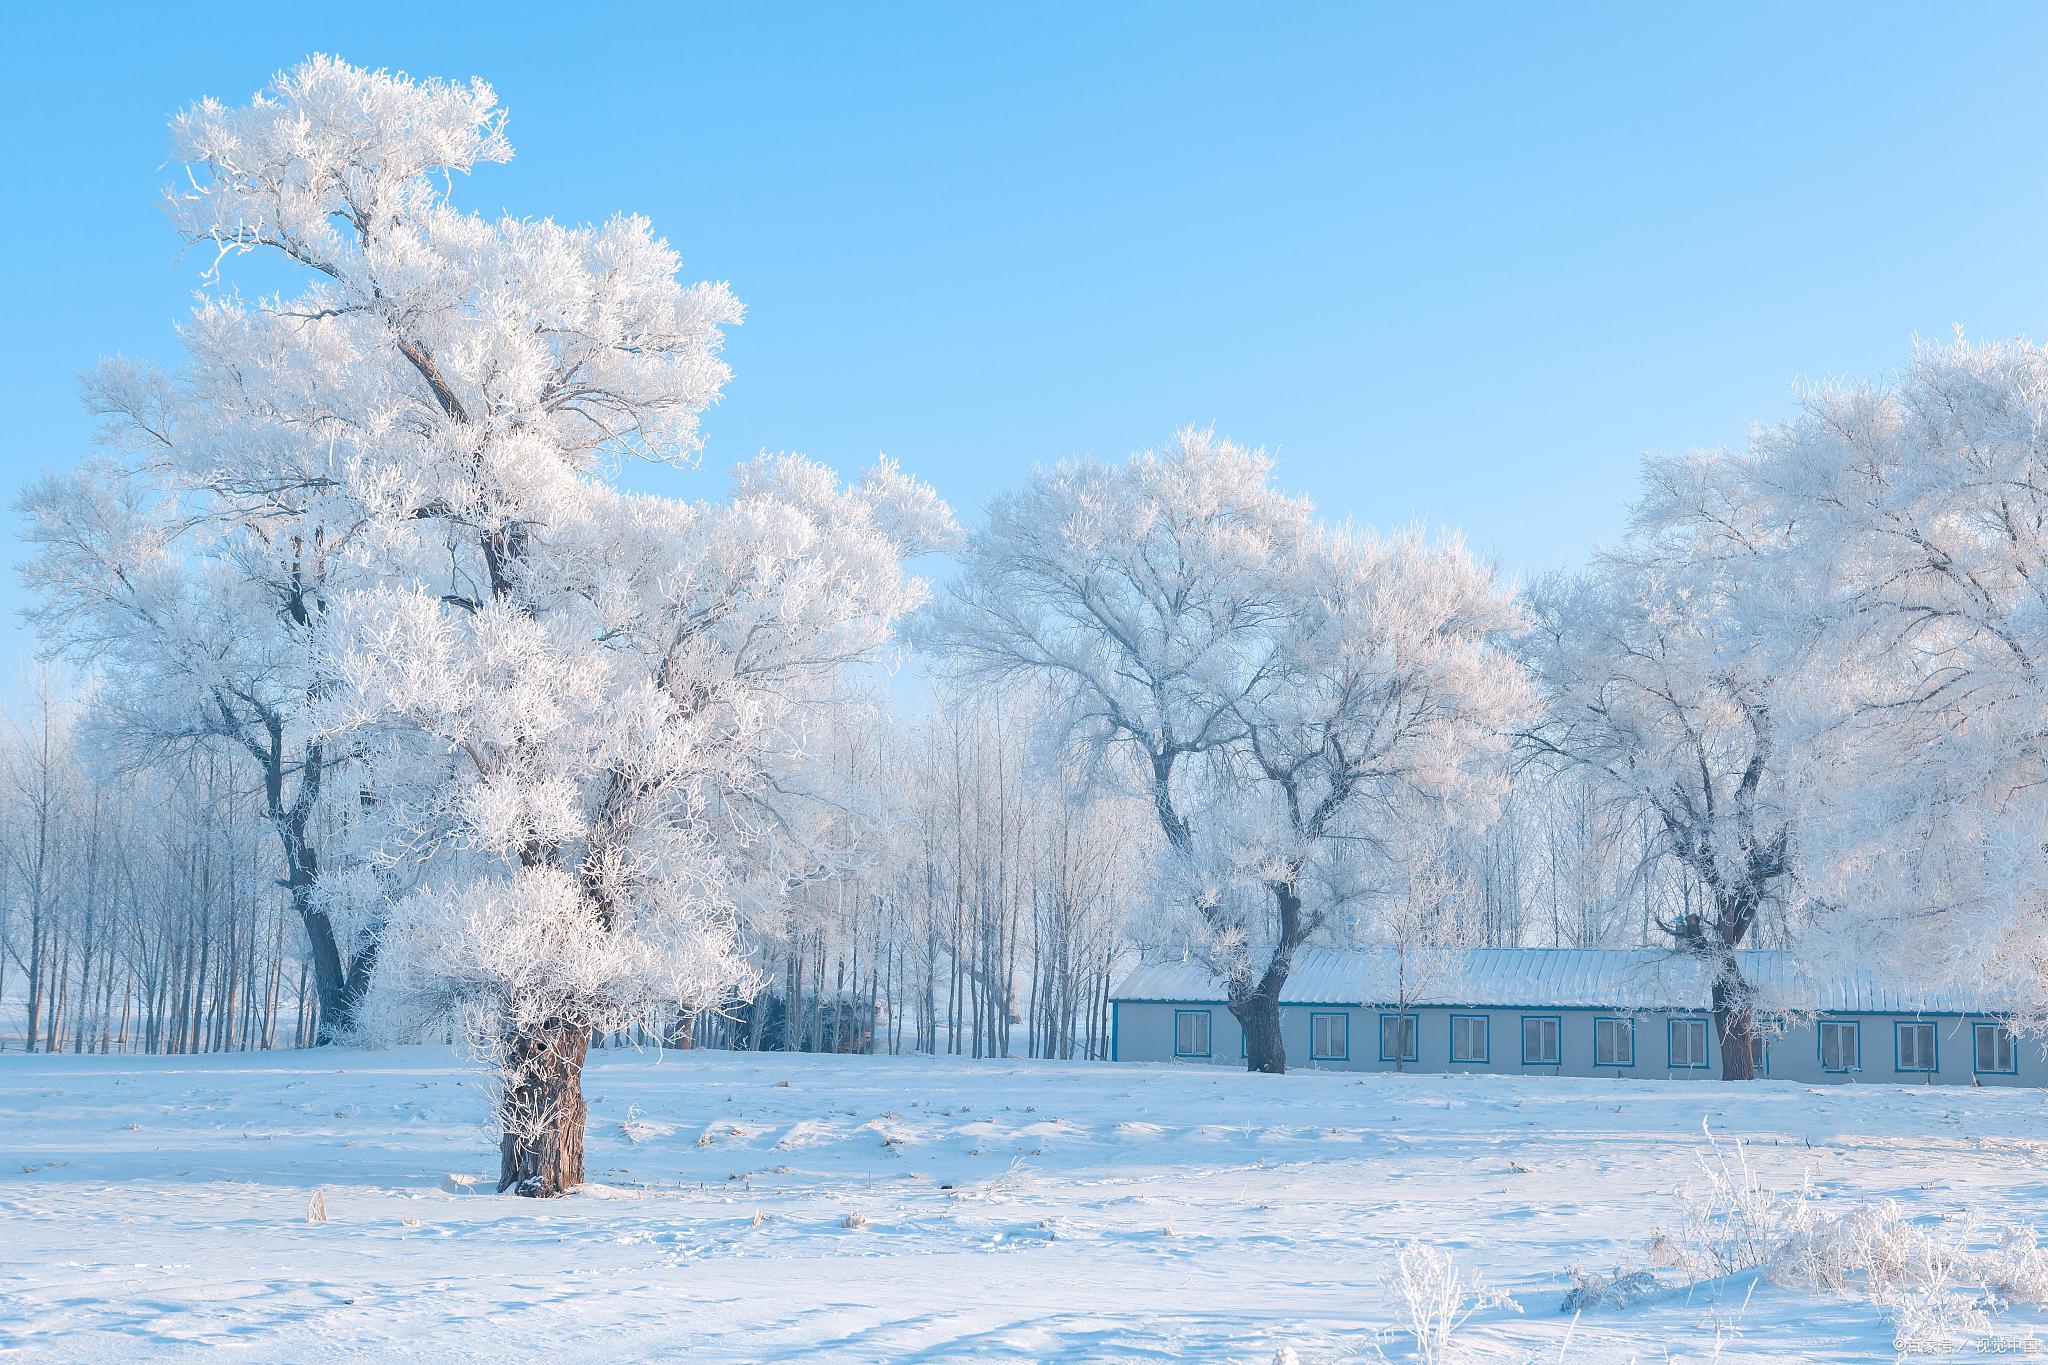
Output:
[1558, 1267, 1660, 1314]
[73, 56, 957, 1177]
[1612, 336, 2048, 1025]
[926, 428, 1529, 1065]
[1384, 1239, 1520, 1365]
[1646, 1123, 2048, 1350]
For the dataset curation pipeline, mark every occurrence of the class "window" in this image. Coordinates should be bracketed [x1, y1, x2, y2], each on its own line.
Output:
[1379, 1012, 1418, 1063]
[1310, 1012, 1349, 1061]
[1173, 1009, 1211, 1058]
[1521, 1015, 1561, 1066]
[1819, 1019, 1860, 1072]
[1749, 1033, 1768, 1076]
[1896, 1021, 1937, 1073]
[1669, 1018, 1710, 1069]
[1594, 1017, 1634, 1067]
[1976, 1022, 2018, 1075]
[1450, 1015, 1489, 1063]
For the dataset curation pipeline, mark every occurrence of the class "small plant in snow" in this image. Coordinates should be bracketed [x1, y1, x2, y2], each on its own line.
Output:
[1558, 1266, 1661, 1314]
[1659, 1123, 1813, 1280]
[1385, 1240, 1520, 1363]
[1652, 1137, 2044, 1352]
[1877, 1251, 1997, 1356]
[620, 1108, 673, 1145]
[1981, 1225, 2048, 1308]
[306, 1189, 329, 1224]
[841, 1211, 867, 1231]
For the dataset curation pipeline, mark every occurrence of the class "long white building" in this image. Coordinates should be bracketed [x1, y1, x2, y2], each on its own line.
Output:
[1108, 947, 2041, 1085]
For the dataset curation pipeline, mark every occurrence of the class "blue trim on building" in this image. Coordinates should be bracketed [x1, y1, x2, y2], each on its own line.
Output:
[1110, 991, 2003, 1022]
[1667, 1017, 1710, 1069]
[1379, 1012, 1419, 1063]
[1110, 1000, 1119, 1062]
[1520, 1014, 1562, 1066]
[1310, 1011, 1350, 1061]
[1818, 1018, 1860, 1072]
[1449, 1013, 1490, 1063]
[1974, 1021, 2018, 1075]
[1893, 1019, 1937, 1073]
[1593, 1016, 1634, 1067]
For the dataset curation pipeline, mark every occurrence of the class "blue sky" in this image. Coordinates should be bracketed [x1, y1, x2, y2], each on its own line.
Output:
[3, 4, 2046, 671]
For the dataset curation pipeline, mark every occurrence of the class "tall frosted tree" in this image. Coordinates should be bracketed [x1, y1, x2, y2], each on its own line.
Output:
[1719, 337, 2048, 1019]
[33, 57, 950, 1193]
[12, 57, 499, 1035]
[1519, 468, 1804, 1080]
[929, 430, 1527, 1072]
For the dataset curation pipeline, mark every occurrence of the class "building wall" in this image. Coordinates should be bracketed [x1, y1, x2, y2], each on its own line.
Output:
[1110, 999, 2047, 1086]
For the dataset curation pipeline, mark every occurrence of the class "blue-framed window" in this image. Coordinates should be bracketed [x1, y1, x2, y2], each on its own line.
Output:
[1668, 1017, 1710, 1069]
[1450, 1014, 1489, 1063]
[1173, 1009, 1211, 1058]
[1749, 1032, 1768, 1076]
[1379, 1012, 1418, 1063]
[1594, 1017, 1634, 1067]
[1895, 1021, 1937, 1073]
[1818, 1019, 1860, 1072]
[1310, 1012, 1349, 1061]
[1975, 1022, 2018, 1075]
[1521, 1015, 1561, 1066]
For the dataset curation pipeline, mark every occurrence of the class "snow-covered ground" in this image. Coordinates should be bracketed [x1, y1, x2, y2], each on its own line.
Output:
[4, 1047, 2047, 1362]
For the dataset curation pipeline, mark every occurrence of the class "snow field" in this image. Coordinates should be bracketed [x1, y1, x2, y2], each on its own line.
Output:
[4, 1047, 2048, 1361]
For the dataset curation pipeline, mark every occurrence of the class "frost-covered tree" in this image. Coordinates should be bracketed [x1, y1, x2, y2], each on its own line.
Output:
[1520, 465, 1804, 1080]
[929, 430, 1528, 1072]
[13, 58, 492, 1036]
[1723, 336, 2048, 1017]
[70, 57, 952, 1195]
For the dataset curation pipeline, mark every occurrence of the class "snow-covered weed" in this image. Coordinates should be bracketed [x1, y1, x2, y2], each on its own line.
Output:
[1982, 1225, 2048, 1308]
[1668, 1125, 1813, 1279]
[619, 1107, 673, 1144]
[1558, 1266, 1660, 1313]
[306, 1188, 329, 1223]
[1654, 1128, 2029, 1352]
[1385, 1240, 1519, 1363]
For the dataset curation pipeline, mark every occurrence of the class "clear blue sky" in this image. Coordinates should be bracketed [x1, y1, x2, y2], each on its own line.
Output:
[3, 3, 2045, 671]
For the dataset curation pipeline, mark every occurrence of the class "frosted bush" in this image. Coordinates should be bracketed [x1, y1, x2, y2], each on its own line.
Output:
[1385, 1240, 1520, 1364]
[1558, 1267, 1661, 1314]
[1982, 1225, 2048, 1309]
[1669, 1125, 1814, 1280]
[1652, 1130, 2037, 1353]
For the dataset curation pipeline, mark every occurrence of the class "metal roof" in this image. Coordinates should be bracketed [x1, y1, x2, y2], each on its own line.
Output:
[1110, 947, 2003, 1016]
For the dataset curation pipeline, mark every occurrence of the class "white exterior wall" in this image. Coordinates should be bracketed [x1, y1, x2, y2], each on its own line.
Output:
[1111, 1000, 2048, 1086]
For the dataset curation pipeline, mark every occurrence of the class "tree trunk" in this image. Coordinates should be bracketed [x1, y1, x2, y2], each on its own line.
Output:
[497, 1020, 592, 1197]
[667, 1006, 696, 1050]
[1676, 900, 1762, 1082]
[1232, 987, 1287, 1074]
[1228, 878, 1305, 1074]
[1712, 972, 1757, 1081]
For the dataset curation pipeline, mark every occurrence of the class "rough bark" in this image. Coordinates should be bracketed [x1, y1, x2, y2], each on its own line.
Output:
[1227, 878, 1306, 1075]
[1712, 972, 1757, 1081]
[1232, 987, 1287, 1074]
[497, 1020, 592, 1197]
